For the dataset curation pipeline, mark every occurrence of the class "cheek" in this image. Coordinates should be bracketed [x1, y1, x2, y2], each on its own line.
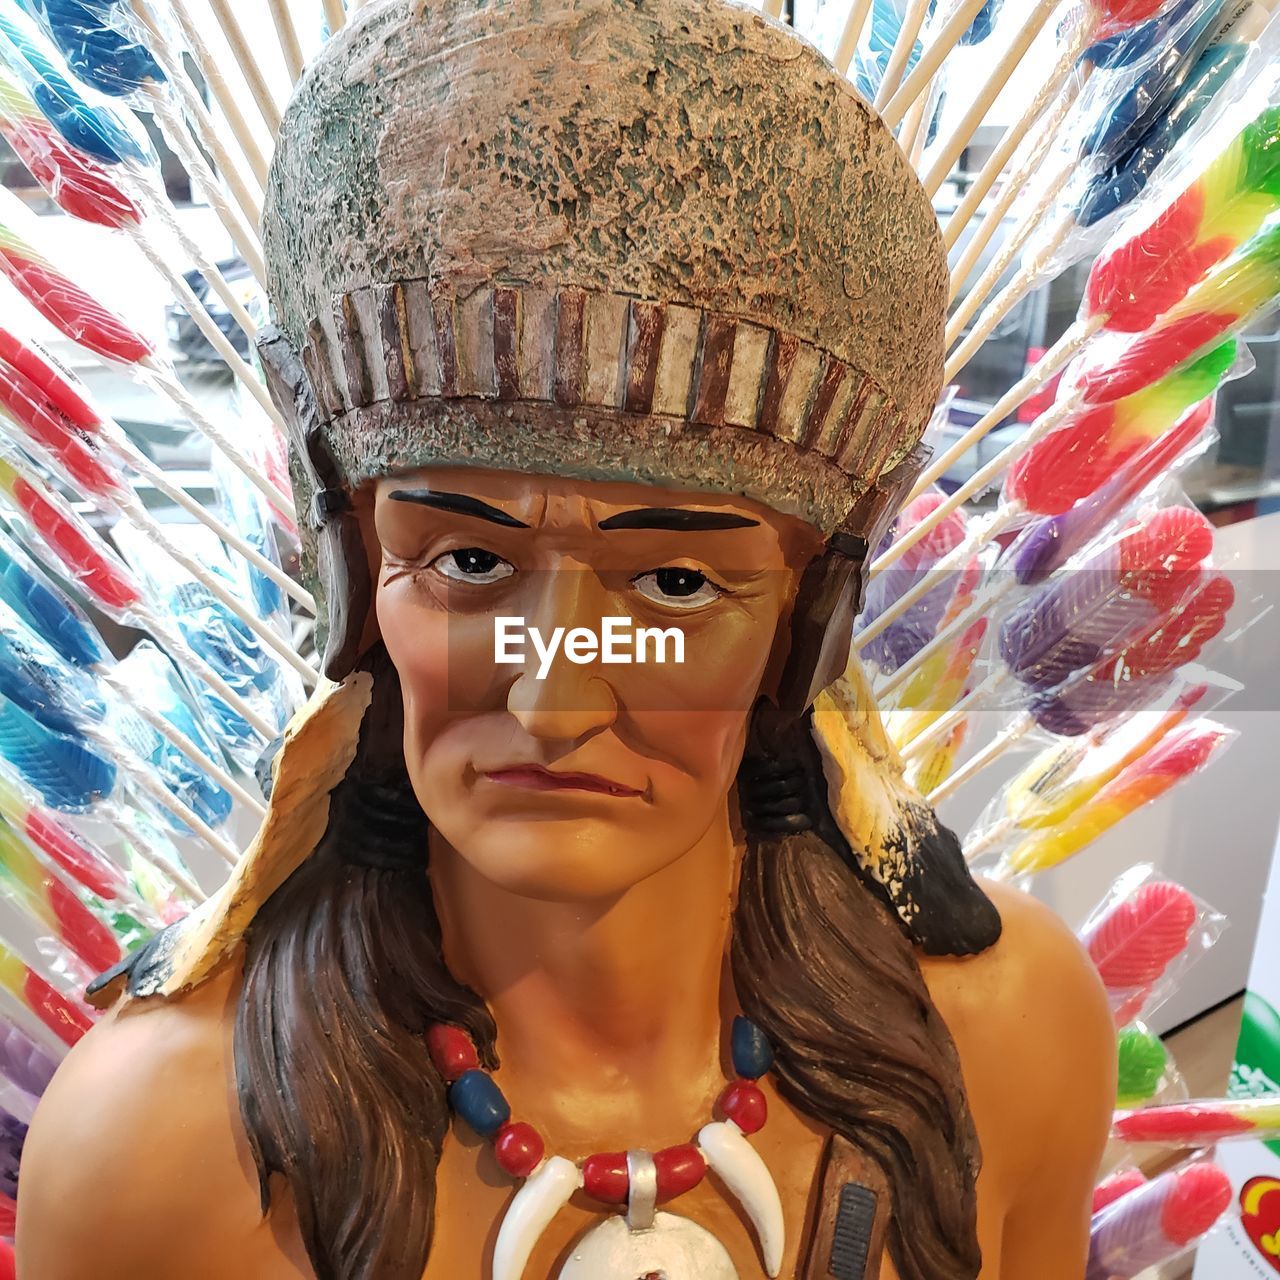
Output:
[375, 577, 505, 753]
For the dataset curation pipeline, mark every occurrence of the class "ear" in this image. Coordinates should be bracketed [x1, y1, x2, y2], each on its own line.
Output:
[257, 326, 373, 681]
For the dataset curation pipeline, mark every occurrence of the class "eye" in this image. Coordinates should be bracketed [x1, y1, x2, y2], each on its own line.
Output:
[430, 547, 516, 584]
[632, 566, 724, 609]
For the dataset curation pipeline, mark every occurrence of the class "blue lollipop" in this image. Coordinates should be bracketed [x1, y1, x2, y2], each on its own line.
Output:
[0, 0, 151, 164]
[0, 526, 105, 671]
[22, 0, 162, 95]
[0, 609, 104, 733]
[0, 694, 115, 810]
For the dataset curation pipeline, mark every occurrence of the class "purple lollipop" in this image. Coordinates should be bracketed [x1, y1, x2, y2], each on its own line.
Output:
[0, 1016, 59, 1099]
[998, 552, 1158, 691]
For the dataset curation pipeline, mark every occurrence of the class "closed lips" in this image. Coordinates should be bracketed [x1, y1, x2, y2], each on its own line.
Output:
[482, 766, 643, 797]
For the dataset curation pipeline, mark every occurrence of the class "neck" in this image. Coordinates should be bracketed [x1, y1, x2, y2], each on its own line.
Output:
[429, 808, 739, 1149]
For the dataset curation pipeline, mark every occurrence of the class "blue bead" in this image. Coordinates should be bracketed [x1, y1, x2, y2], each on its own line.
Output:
[731, 1017, 774, 1080]
[449, 1069, 511, 1137]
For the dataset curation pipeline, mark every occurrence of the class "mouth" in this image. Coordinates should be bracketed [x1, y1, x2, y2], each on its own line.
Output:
[481, 765, 644, 798]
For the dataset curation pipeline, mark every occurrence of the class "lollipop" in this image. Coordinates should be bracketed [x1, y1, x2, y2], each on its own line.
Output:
[0, 451, 277, 742]
[24, 0, 165, 95]
[1113, 1094, 1280, 1145]
[1082, 878, 1199, 1021]
[0, 1012, 58, 1098]
[1085, 221, 1280, 405]
[0, 61, 140, 226]
[0, 2, 150, 165]
[1087, 1161, 1232, 1279]
[0, 939, 91, 1045]
[1093, 1170, 1148, 1215]
[1116, 1026, 1170, 1106]
[998, 507, 1215, 692]
[0, 814, 122, 974]
[1000, 720, 1234, 877]
[1011, 397, 1215, 583]
[1006, 339, 1236, 515]
[1084, 104, 1280, 328]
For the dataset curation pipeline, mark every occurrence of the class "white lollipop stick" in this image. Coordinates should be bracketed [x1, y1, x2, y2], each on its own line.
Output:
[920, 0, 1061, 198]
[142, 0, 270, 185]
[928, 713, 1035, 806]
[874, 577, 1016, 701]
[267, 0, 307, 82]
[906, 315, 1102, 506]
[943, 62, 1079, 253]
[137, 360, 296, 518]
[879, 0, 990, 127]
[204, 0, 283, 132]
[143, 89, 267, 287]
[875, 0, 931, 110]
[835, 0, 875, 72]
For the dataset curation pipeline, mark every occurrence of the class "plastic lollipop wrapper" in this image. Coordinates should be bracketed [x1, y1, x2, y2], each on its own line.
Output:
[0, 520, 105, 671]
[1079, 862, 1227, 1026]
[20, 0, 164, 98]
[0, 1010, 58, 1099]
[995, 500, 1222, 699]
[0, 2, 154, 165]
[1008, 396, 1218, 584]
[106, 640, 236, 833]
[1019, 1, 1277, 282]
[0, 935, 92, 1046]
[209, 438, 297, 626]
[995, 716, 1237, 879]
[0, 57, 140, 226]
[963, 672, 1227, 859]
[1088, 1155, 1234, 1279]
[1005, 336, 1243, 518]
[1114, 1094, 1280, 1146]
[1081, 219, 1280, 405]
[859, 490, 976, 676]
[0, 183, 153, 363]
[1080, 70, 1280, 323]
[1093, 1168, 1150, 1215]
[1077, 9, 1280, 227]
[0, 813, 128, 979]
[111, 521, 300, 764]
[1116, 1021, 1188, 1108]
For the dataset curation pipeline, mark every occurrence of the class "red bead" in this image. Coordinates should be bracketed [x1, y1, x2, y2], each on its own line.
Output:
[719, 1080, 767, 1135]
[582, 1152, 629, 1204]
[654, 1144, 706, 1202]
[426, 1024, 479, 1082]
[494, 1122, 545, 1178]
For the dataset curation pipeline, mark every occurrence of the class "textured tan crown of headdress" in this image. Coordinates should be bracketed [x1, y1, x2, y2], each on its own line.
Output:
[262, 0, 947, 545]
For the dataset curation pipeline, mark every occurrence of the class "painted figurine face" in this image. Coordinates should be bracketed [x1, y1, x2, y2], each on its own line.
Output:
[370, 466, 824, 900]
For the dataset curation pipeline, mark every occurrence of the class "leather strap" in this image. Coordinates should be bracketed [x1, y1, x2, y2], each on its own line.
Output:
[802, 1134, 892, 1280]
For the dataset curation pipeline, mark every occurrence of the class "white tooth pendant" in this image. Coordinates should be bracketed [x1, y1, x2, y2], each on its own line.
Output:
[492, 1155, 580, 1280]
[558, 1151, 740, 1279]
[697, 1122, 786, 1278]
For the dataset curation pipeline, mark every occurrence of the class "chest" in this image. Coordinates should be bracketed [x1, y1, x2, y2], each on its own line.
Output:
[424, 1111, 931, 1280]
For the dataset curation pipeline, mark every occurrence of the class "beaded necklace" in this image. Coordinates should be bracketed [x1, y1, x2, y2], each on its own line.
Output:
[428, 1015, 784, 1280]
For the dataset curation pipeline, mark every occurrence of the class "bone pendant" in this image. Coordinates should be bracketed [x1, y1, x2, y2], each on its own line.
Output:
[492, 1155, 580, 1280]
[697, 1121, 786, 1277]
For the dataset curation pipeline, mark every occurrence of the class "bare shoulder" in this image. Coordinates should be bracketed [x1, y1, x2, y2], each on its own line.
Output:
[17, 964, 299, 1280]
[919, 880, 1117, 1198]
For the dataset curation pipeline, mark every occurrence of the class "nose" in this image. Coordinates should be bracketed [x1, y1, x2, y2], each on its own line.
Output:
[504, 568, 620, 743]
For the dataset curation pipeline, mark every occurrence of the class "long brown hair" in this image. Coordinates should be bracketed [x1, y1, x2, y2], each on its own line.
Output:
[236, 645, 997, 1280]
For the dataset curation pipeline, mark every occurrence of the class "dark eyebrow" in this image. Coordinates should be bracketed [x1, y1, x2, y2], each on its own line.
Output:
[387, 489, 530, 528]
[597, 508, 760, 531]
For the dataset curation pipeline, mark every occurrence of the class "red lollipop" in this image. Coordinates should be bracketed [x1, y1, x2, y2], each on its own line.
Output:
[1084, 880, 1199, 991]
[0, 119, 143, 230]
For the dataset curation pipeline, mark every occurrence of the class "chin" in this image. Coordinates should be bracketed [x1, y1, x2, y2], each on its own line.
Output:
[430, 809, 696, 902]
